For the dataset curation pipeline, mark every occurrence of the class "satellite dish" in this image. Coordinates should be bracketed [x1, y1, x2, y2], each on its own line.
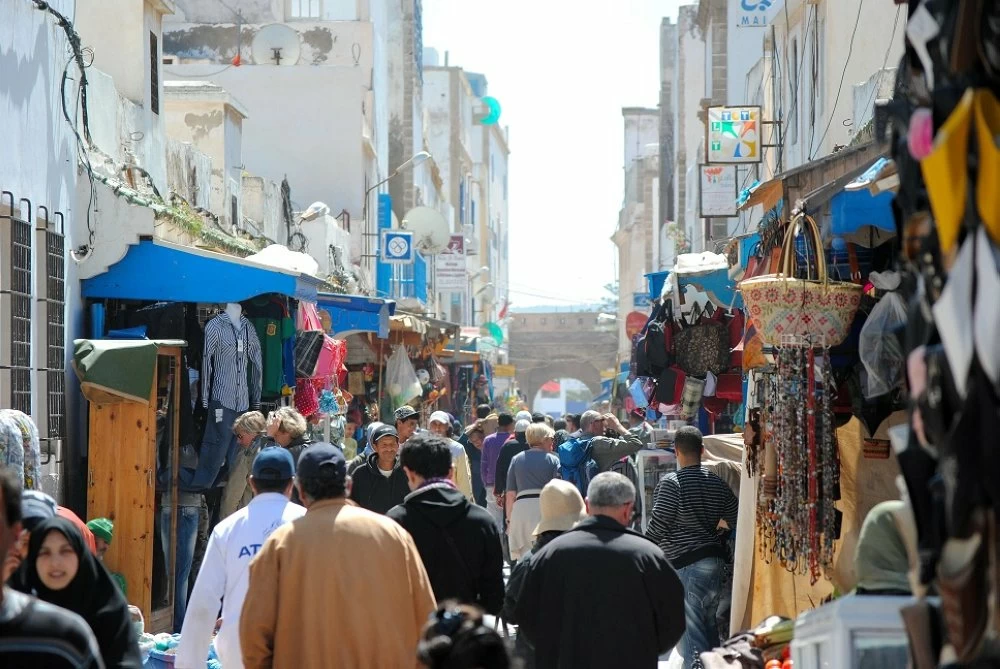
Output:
[401, 207, 450, 255]
[251, 24, 301, 66]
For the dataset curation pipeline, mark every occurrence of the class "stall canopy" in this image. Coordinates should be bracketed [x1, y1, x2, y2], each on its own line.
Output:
[81, 239, 324, 303]
[654, 252, 743, 310]
[829, 157, 897, 247]
[72, 338, 185, 404]
[317, 292, 395, 339]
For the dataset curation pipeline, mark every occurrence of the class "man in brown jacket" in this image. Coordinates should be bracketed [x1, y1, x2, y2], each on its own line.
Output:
[240, 443, 437, 668]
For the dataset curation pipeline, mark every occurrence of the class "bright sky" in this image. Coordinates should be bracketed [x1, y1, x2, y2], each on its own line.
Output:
[422, 0, 682, 308]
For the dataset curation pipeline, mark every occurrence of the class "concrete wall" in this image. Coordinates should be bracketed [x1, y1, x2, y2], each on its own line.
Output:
[162, 84, 247, 226]
[167, 0, 361, 24]
[659, 19, 677, 226]
[241, 174, 282, 241]
[671, 6, 706, 254]
[0, 0, 81, 498]
[163, 64, 367, 222]
[165, 138, 213, 209]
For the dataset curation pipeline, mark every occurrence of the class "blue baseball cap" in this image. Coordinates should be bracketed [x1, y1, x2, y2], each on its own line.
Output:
[296, 442, 347, 482]
[251, 446, 295, 481]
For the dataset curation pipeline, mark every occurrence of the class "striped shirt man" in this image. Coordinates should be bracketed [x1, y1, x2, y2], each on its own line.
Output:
[202, 312, 263, 412]
[646, 465, 738, 569]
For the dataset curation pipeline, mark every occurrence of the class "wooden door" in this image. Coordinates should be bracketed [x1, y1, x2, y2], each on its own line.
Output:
[87, 399, 156, 620]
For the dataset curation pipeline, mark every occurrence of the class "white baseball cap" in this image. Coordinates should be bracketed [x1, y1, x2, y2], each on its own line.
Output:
[515, 419, 531, 432]
[429, 410, 451, 425]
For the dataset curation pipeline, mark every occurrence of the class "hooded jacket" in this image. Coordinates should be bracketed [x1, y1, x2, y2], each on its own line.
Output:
[349, 453, 409, 514]
[387, 483, 504, 614]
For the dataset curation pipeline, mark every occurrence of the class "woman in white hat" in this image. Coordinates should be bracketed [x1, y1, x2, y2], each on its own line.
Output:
[504, 423, 561, 562]
[501, 479, 586, 668]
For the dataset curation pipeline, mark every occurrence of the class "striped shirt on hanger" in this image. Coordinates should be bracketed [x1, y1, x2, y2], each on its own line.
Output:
[202, 312, 263, 412]
[645, 465, 738, 567]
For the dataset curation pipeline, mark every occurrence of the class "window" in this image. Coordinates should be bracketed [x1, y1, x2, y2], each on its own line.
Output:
[150, 32, 159, 115]
[42, 227, 66, 448]
[0, 209, 32, 414]
[289, 0, 321, 18]
[230, 195, 239, 229]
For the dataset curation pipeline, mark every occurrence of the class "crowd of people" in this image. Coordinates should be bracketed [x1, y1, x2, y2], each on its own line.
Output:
[0, 400, 751, 669]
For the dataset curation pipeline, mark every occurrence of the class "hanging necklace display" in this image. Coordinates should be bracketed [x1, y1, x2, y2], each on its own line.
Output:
[757, 335, 840, 584]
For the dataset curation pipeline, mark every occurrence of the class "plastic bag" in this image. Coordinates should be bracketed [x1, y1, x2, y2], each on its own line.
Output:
[385, 346, 422, 410]
[859, 289, 907, 398]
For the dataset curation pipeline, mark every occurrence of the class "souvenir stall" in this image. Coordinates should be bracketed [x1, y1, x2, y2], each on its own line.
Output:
[628, 252, 745, 436]
[722, 156, 915, 666]
[879, 2, 1000, 667]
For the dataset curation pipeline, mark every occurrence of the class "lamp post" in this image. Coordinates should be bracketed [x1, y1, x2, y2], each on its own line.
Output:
[362, 151, 432, 270]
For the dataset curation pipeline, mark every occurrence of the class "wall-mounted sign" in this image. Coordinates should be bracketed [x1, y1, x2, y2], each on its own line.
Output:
[493, 364, 516, 378]
[707, 106, 762, 164]
[633, 292, 652, 309]
[435, 234, 467, 292]
[699, 164, 739, 217]
[737, 0, 772, 28]
[380, 230, 414, 264]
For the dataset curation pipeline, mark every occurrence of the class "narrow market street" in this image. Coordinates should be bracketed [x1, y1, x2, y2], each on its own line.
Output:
[2, 1, 998, 668]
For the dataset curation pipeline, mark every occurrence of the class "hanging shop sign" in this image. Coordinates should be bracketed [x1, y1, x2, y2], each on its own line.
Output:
[736, 0, 772, 28]
[435, 234, 468, 292]
[493, 364, 516, 378]
[380, 230, 414, 265]
[699, 164, 739, 217]
[633, 292, 652, 309]
[706, 106, 762, 164]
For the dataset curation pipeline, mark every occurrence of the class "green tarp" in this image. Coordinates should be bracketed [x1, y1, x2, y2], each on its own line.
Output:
[72, 339, 185, 404]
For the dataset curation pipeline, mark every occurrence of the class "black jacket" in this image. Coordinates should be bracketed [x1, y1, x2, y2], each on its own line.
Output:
[349, 453, 409, 514]
[493, 435, 528, 496]
[502, 530, 563, 669]
[513, 515, 686, 669]
[387, 484, 504, 614]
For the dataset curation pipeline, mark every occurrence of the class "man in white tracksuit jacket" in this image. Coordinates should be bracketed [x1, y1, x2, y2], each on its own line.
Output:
[175, 446, 306, 669]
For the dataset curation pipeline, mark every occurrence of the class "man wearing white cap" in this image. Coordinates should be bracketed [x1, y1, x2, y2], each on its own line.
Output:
[427, 411, 474, 501]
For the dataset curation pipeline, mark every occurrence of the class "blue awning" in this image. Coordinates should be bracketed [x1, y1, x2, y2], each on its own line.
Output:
[82, 239, 324, 303]
[317, 293, 396, 339]
[830, 188, 895, 246]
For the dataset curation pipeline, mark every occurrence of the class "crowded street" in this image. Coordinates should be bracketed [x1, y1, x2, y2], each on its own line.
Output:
[1, 0, 998, 667]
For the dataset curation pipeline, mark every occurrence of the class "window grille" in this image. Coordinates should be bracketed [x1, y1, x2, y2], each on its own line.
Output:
[0, 204, 32, 415]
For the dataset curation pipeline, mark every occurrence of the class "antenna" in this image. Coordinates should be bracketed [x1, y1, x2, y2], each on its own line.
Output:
[401, 206, 450, 255]
[250, 24, 302, 66]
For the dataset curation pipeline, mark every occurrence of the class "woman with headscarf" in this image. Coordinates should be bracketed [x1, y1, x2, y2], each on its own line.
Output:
[854, 499, 914, 596]
[21, 516, 142, 668]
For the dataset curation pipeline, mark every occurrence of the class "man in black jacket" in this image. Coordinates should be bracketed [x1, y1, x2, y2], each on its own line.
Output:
[348, 424, 409, 514]
[514, 472, 685, 669]
[387, 434, 504, 614]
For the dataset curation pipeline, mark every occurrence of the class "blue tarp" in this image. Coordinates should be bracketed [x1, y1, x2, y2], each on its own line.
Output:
[82, 239, 323, 303]
[830, 189, 895, 239]
[317, 293, 396, 339]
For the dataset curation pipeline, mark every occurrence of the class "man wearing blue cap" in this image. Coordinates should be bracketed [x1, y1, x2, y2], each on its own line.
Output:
[176, 447, 305, 669]
[241, 443, 436, 669]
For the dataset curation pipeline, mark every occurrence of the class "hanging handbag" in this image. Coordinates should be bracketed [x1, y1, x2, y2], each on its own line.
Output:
[740, 214, 862, 346]
[294, 330, 324, 378]
[716, 373, 743, 401]
[655, 365, 686, 405]
[314, 336, 347, 379]
[674, 305, 730, 376]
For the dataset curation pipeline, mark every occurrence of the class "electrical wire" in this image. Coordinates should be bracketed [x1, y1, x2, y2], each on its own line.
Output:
[809, 0, 866, 159]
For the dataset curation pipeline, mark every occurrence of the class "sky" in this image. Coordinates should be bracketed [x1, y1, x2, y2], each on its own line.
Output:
[422, 0, 682, 308]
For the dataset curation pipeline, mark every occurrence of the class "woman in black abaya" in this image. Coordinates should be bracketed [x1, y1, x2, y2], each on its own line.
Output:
[22, 516, 141, 668]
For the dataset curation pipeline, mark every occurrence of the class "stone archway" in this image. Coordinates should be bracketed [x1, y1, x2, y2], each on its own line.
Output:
[520, 362, 603, 412]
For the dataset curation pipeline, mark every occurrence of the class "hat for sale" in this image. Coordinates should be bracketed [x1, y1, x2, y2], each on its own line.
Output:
[394, 405, 419, 423]
[533, 480, 586, 536]
[428, 410, 451, 426]
[86, 517, 114, 544]
[252, 446, 296, 481]
[370, 424, 400, 445]
[296, 442, 347, 482]
[514, 419, 531, 433]
[21, 490, 58, 531]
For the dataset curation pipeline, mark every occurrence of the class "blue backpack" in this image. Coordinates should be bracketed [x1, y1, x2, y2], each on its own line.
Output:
[557, 437, 599, 496]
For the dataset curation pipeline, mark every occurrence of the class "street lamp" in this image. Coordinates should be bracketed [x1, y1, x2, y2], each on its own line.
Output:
[362, 151, 432, 268]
